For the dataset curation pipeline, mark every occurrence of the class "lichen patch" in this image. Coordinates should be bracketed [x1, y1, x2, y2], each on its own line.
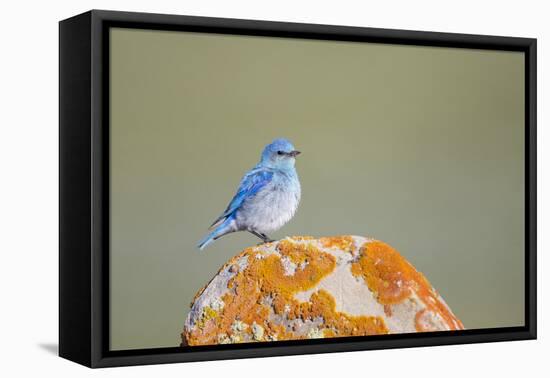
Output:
[351, 240, 463, 331]
[183, 236, 463, 346]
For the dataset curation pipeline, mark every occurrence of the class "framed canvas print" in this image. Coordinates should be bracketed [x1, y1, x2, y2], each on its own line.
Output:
[59, 10, 537, 368]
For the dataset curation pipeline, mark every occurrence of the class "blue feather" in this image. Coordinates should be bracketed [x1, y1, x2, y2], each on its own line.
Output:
[209, 168, 273, 229]
[198, 216, 235, 251]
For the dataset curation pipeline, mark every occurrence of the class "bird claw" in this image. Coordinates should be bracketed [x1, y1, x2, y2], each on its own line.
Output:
[256, 239, 275, 246]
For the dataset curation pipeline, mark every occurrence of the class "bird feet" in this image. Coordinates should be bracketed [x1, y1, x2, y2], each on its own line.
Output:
[260, 233, 275, 244]
[256, 238, 275, 246]
[249, 230, 275, 245]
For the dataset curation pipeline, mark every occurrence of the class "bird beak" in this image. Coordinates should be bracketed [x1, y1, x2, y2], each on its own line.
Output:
[289, 150, 301, 157]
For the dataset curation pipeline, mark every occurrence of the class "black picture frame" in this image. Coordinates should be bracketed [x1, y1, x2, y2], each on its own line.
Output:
[59, 9, 537, 368]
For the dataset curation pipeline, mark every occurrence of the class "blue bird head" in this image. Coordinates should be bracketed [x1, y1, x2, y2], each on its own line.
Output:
[260, 138, 301, 169]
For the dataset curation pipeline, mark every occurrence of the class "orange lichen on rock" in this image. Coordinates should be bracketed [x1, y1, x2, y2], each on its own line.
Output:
[351, 240, 463, 331]
[351, 241, 417, 304]
[183, 236, 464, 346]
[184, 238, 388, 345]
[290, 235, 315, 241]
[299, 290, 389, 337]
[184, 239, 339, 345]
[319, 235, 356, 253]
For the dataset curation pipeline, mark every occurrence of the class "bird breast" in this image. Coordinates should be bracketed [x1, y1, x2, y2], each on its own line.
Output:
[236, 174, 301, 234]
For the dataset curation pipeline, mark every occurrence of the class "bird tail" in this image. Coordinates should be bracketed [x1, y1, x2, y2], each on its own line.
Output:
[197, 218, 234, 251]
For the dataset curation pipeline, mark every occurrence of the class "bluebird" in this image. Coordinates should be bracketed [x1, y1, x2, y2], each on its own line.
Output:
[198, 138, 301, 250]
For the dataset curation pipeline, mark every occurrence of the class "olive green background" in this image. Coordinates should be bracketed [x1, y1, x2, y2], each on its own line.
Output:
[109, 27, 525, 351]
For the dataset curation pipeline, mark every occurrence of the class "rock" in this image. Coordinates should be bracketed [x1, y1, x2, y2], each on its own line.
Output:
[182, 236, 464, 346]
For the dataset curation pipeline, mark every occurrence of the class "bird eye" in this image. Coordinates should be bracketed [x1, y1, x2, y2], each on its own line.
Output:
[277, 151, 284, 155]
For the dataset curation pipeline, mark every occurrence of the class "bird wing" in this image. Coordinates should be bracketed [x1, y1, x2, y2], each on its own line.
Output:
[209, 168, 274, 229]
